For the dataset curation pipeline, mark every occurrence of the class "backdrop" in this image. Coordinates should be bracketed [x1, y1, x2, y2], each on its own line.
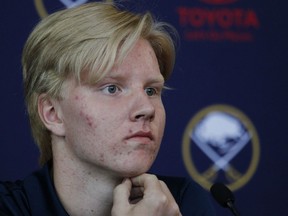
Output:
[1, 0, 288, 215]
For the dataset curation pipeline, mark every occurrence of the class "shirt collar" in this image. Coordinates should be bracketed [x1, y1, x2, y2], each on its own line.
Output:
[23, 162, 69, 215]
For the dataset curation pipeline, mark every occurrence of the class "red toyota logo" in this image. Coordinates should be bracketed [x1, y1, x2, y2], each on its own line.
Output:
[200, 0, 238, 5]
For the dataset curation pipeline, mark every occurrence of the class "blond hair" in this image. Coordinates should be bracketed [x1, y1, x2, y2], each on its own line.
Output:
[22, 2, 177, 165]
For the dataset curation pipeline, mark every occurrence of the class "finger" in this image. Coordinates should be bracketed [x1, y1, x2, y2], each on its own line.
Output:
[133, 175, 181, 215]
[131, 174, 161, 192]
[131, 173, 156, 186]
[159, 180, 181, 214]
[130, 186, 144, 201]
[129, 187, 144, 204]
[159, 180, 176, 202]
[131, 174, 169, 206]
[112, 178, 132, 211]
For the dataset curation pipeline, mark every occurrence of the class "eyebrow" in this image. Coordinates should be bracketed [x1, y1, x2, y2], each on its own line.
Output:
[103, 73, 165, 84]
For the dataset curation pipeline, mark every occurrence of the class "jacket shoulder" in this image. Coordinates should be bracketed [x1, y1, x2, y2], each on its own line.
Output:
[157, 175, 216, 216]
[0, 180, 30, 215]
[157, 175, 189, 202]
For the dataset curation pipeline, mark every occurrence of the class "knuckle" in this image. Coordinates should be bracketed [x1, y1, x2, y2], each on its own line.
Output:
[146, 174, 158, 182]
[111, 207, 126, 216]
[152, 194, 180, 215]
[153, 193, 169, 207]
[159, 180, 166, 186]
[113, 184, 122, 194]
[170, 202, 181, 214]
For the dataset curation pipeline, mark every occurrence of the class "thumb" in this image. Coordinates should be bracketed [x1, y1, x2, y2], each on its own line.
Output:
[112, 179, 132, 214]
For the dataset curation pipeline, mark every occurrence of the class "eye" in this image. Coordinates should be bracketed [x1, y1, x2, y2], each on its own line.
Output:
[102, 84, 120, 95]
[145, 87, 157, 96]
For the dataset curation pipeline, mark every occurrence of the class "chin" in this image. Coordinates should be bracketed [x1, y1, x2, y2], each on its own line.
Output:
[121, 160, 154, 178]
[113, 151, 158, 177]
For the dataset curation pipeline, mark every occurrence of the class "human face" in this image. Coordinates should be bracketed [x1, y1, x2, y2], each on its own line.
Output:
[57, 39, 166, 177]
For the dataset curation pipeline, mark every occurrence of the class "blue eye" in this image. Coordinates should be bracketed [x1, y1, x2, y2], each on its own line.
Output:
[145, 87, 157, 96]
[107, 85, 117, 93]
[102, 85, 119, 94]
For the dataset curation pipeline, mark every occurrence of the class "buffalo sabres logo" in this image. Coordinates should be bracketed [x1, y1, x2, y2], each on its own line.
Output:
[34, 0, 112, 18]
[182, 104, 260, 191]
[34, 0, 89, 18]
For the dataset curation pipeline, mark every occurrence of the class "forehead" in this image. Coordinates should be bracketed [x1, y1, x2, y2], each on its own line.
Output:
[88, 39, 163, 82]
[66, 39, 163, 89]
[109, 39, 162, 77]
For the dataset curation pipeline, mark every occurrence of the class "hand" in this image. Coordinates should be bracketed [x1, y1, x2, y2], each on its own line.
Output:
[112, 174, 182, 216]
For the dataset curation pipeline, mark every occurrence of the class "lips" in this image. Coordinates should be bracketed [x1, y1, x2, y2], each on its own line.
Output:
[125, 131, 154, 143]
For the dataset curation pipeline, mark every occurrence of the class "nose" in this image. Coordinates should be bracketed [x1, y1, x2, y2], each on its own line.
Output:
[130, 92, 155, 122]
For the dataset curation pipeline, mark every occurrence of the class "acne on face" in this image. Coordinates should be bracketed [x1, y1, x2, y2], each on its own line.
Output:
[75, 94, 98, 129]
[56, 39, 165, 176]
[99, 153, 105, 163]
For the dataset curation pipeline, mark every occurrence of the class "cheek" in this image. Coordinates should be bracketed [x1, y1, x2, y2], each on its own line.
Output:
[61, 100, 101, 148]
[151, 105, 166, 146]
[72, 95, 96, 128]
[157, 104, 166, 129]
[79, 110, 98, 129]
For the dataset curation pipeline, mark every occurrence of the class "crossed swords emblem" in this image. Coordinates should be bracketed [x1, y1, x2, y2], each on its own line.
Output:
[59, 0, 113, 8]
[59, 0, 89, 8]
[190, 131, 251, 181]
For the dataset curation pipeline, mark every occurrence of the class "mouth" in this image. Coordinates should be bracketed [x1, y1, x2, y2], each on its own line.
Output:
[125, 131, 154, 144]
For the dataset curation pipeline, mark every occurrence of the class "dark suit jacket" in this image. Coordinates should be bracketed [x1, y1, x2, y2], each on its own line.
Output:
[0, 163, 215, 215]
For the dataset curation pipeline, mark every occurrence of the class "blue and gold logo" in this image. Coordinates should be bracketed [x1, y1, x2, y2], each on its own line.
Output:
[34, 0, 110, 18]
[34, 0, 88, 18]
[182, 104, 260, 191]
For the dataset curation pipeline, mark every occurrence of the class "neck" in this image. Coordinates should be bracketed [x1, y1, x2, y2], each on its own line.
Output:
[52, 140, 122, 216]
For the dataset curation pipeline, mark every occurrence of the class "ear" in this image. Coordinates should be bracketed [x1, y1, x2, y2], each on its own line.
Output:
[38, 94, 65, 137]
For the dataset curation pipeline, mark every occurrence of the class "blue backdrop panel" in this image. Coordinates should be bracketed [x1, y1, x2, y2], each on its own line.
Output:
[1, 0, 287, 215]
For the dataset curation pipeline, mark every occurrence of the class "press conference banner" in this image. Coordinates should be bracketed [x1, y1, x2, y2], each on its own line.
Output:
[1, 1, 287, 215]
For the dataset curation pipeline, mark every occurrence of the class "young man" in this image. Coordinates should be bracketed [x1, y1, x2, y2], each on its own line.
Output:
[0, 2, 215, 215]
